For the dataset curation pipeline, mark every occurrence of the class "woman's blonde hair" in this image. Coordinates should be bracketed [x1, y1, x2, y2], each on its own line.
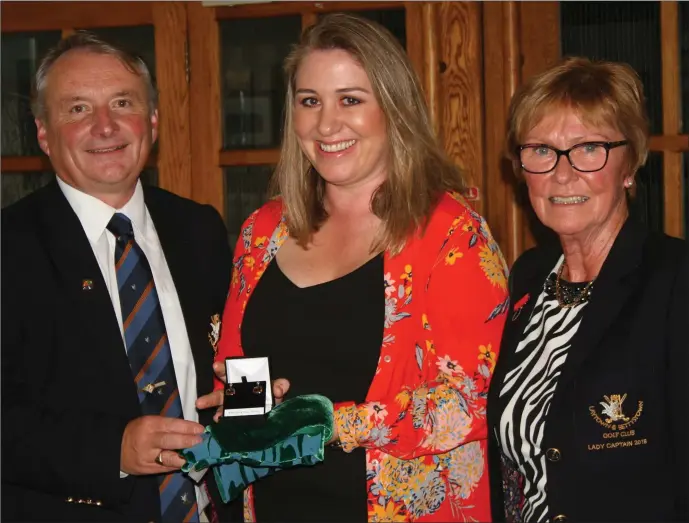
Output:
[272, 12, 466, 255]
[505, 56, 649, 178]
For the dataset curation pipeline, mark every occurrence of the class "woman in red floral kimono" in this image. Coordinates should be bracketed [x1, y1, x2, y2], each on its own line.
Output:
[198, 13, 508, 523]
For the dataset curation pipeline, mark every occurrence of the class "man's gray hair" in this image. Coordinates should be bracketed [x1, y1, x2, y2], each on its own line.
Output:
[31, 30, 158, 120]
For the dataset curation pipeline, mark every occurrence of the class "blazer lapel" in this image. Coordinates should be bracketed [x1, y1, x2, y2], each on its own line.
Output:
[38, 182, 139, 411]
[555, 218, 647, 391]
[490, 248, 559, 422]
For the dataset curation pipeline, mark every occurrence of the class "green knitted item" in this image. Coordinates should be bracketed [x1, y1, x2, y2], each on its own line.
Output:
[180, 394, 334, 503]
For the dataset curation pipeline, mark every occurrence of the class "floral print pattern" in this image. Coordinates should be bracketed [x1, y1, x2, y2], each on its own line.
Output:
[216, 192, 509, 521]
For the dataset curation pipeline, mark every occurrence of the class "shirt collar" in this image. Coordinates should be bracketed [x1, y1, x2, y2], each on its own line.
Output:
[57, 177, 148, 244]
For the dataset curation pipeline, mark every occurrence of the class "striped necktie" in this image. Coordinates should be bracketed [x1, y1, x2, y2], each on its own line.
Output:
[107, 213, 200, 523]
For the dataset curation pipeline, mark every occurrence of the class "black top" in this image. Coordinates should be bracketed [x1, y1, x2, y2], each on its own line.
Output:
[241, 254, 384, 522]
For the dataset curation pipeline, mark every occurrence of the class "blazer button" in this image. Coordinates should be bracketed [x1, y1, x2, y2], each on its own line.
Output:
[546, 448, 562, 462]
[552, 515, 567, 522]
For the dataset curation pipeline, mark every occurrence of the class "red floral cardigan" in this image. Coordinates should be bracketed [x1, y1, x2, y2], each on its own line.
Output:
[214, 191, 509, 522]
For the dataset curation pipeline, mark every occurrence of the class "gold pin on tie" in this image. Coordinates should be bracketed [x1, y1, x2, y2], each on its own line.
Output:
[141, 381, 166, 394]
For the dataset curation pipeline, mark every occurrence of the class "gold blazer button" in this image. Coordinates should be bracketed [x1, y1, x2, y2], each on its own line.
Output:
[546, 448, 562, 462]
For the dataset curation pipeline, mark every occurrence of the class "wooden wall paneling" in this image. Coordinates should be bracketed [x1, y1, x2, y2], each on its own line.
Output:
[437, 2, 485, 215]
[404, 3, 424, 92]
[502, 1, 524, 265]
[214, 1, 404, 20]
[1, 156, 54, 173]
[219, 149, 281, 167]
[1, 155, 156, 173]
[518, 2, 560, 82]
[301, 11, 318, 29]
[650, 134, 689, 152]
[0, 2, 154, 32]
[419, 3, 440, 134]
[660, 1, 684, 238]
[517, 1, 560, 252]
[482, 1, 511, 263]
[152, 2, 192, 198]
[188, 3, 224, 217]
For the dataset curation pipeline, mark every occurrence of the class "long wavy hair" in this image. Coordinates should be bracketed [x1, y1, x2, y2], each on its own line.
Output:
[272, 13, 466, 255]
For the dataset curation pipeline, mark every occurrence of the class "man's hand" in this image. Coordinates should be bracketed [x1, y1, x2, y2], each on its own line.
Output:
[120, 416, 204, 475]
[195, 361, 291, 422]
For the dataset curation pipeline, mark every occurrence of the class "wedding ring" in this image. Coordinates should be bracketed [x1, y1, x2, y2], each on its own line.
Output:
[155, 451, 164, 466]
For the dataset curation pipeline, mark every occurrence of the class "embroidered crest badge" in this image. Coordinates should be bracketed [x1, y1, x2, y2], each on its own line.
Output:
[600, 394, 630, 423]
[208, 314, 221, 355]
[589, 393, 643, 431]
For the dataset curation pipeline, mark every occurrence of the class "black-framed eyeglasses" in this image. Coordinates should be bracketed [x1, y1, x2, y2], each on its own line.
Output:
[518, 140, 629, 174]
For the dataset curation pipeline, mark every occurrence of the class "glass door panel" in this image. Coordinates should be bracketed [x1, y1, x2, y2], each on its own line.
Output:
[1, 31, 61, 156]
[633, 152, 665, 232]
[219, 16, 301, 150]
[684, 153, 688, 238]
[224, 165, 274, 247]
[681, 1, 688, 134]
[1, 171, 54, 208]
[78, 25, 156, 81]
[560, 1, 663, 134]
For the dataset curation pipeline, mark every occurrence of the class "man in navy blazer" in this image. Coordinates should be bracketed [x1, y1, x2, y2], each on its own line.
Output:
[2, 32, 234, 521]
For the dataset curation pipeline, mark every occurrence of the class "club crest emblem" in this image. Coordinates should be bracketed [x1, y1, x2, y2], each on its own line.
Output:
[589, 393, 643, 431]
[600, 394, 630, 423]
[208, 314, 221, 355]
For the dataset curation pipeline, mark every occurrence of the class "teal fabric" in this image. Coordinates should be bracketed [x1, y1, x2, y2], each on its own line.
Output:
[180, 394, 334, 503]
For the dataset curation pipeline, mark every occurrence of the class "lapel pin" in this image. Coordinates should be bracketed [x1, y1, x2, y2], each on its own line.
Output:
[82, 279, 94, 291]
[512, 293, 530, 321]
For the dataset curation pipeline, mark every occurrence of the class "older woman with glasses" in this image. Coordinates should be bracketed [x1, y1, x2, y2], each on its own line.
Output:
[487, 57, 688, 523]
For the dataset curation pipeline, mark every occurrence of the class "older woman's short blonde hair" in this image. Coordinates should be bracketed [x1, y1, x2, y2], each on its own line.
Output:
[272, 13, 466, 255]
[505, 56, 650, 178]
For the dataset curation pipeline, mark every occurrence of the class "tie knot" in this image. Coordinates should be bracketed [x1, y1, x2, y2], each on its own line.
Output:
[107, 213, 134, 241]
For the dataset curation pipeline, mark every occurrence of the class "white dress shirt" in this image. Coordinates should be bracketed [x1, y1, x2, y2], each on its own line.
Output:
[57, 178, 208, 515]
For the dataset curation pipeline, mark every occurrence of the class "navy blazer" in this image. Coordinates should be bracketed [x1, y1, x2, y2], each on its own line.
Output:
[1, 181, 233, 521]
[487, 218, 688, 522]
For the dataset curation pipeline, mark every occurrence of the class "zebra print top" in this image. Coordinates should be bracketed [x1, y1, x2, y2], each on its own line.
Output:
[497, 256, 593, 522]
